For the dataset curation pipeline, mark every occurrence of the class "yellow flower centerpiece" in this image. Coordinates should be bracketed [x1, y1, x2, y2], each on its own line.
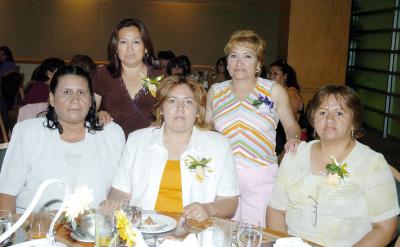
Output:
[140, 73, 164, 97]
[325, 155, 349, 186]
[115, 210, 137, 247]
[184, 155, 213, 183]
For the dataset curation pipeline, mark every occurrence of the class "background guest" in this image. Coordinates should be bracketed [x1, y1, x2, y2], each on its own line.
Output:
[70, 54, 96, 76]
[0, 66, 125, 213]
[267, 85, 399, 246]
[157, 50, 175, 76]
[268, 60, 310, 158]
[210, 56, 230, 87]
[0, 46, 17, 78]
[107, 76, 239, 222]
[92, 18, 161, 137]
[22, 57, 65, 105]
[178, 55, 192, 75]
[166, 56, 190, 76]
[206, 30, 301, 226]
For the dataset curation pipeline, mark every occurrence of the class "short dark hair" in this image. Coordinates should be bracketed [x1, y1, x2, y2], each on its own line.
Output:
[307, 85, 363, 139]
[269, 60, 300, 91]
[0, 46, 14, 62]
[45, 65, 102, 134]
[107, 18, 155, 77]
[70, 55, 96, 75]
[36, 58, 66, 82]
[166, 57, 190, 76]
[157, 50, 175, 60]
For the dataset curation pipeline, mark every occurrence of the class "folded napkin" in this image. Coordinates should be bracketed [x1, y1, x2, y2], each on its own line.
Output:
[159, 234, 200, 247]
[274, 237, 312, 247]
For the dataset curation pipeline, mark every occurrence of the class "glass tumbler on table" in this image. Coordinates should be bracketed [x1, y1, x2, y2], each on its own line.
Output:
[95, 206, 115, 247]
[0, 210, 12, 247]
[29, 208, 50, 240]
[237, 221, 262, 247]
[120, 199, 142, 228]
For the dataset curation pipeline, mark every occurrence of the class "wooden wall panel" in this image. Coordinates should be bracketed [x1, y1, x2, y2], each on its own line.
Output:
[0, 0, 280, 66]
[286, 0, 352, 103]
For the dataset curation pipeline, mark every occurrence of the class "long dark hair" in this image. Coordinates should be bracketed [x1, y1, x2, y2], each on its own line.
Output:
[270, 60, 300, 91]
[0, 46, 14, 63]
[106, 18, 155, 78]
[44, 65, 102, 134]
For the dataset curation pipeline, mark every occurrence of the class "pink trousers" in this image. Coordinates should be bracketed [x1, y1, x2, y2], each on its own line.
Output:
[232, 165, 279, 227]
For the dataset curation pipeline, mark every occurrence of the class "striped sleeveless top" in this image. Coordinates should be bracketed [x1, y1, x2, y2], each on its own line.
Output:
[212, 78, 279, 168]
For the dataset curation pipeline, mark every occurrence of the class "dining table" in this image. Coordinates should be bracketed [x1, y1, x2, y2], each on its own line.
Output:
[45, 212, 321, 247]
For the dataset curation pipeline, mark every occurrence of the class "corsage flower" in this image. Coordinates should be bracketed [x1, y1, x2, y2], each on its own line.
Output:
[64, 185, 94, 222]
[185, 155, 213, 183]
[115, 210, 137, 247]
[140, 73, 164, 97]
[324, 155, 349, 186]
[251, 94, 274, 116]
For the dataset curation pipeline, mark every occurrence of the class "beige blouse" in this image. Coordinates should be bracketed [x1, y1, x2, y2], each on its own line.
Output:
[269, 141, 399, 247]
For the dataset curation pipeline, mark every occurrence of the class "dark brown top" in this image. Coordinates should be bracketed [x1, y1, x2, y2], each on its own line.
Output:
[92, 65, 161, 138]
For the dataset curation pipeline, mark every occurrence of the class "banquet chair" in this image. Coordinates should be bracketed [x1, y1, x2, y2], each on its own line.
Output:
[0, 113, 9, 143]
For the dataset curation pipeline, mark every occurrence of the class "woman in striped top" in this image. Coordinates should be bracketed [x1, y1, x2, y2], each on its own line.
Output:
[206, 30, 301, 226]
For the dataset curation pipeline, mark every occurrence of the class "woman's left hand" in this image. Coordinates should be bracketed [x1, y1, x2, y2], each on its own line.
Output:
[182, 202, 210, 222]
[284, 137, 301, 155]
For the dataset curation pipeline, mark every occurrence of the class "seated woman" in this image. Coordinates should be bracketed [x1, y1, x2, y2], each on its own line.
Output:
[0, 66, 125, 213]
[266, 85, 399, 246]
[22, 57, 65, 105]
[107, 76, 239, 222]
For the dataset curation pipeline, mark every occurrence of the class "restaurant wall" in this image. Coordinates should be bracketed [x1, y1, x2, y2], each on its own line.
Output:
[286, 0, 352, 103]
[0, 0, 280, 66]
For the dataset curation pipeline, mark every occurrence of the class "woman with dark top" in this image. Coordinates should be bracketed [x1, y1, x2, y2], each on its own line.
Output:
[268, 60, 309, 157]
[22, 58, 65, 105]
[166, 56, 190, 76]
[93, 18, 161, 138]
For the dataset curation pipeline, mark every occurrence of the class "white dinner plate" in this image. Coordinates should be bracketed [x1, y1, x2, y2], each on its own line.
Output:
[138, 214, 177, 234]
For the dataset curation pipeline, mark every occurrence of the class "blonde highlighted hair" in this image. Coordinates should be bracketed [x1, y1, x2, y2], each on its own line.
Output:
[153, 75, 210, 129]
[224, 30, 267, 66]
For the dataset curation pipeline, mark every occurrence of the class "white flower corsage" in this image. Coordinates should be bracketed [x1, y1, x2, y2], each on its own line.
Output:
[140, 73, 164, 97]
[324, 155, 349, 186]
[184, 155, 213, 183]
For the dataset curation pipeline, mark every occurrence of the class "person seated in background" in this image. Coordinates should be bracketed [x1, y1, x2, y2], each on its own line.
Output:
[178, 55, 191, 75]
[106, 76, 239, 222]
[22, 58, 65, 105]
[166, 56, 190, 76]
[157, 50, 175, 76]
[0, 66, 125, 213]
[0, 46, 17, 78]
[210, 57, 230, 87]
[268, 60, 310, 159]
[70, 54, 96, 76]
[267, 85, 399, 246]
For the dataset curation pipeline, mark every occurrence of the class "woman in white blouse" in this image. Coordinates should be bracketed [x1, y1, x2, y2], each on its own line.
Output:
[107, 76, 239, 222]
[0, 66, 125, 213]
[267, 85, 399, 246]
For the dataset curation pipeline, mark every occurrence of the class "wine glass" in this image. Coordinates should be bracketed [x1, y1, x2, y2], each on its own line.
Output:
[236, 221, 262, 247]
[0, 210, 12, 247]
[120, 199, 142, 228]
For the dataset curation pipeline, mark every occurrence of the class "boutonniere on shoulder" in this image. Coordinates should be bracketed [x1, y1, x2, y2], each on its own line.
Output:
[251, 94, 274, 116]
[324, 155, 349, 186]
[185, 155, 213, 183]
[140, 73, 164, 97]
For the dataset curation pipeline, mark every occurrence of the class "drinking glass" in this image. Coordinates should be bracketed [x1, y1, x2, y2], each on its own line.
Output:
[0, 210, 12, 247]
[95, 205, 115, 247]
[237, 221, 262, 247]
[212, 218, 233, 247]
[29, 208, 50, 240]
[120, 199, 142, 228]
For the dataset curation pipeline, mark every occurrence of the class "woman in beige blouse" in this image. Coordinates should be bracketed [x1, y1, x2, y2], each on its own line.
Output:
[267, 85, 399, 247]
